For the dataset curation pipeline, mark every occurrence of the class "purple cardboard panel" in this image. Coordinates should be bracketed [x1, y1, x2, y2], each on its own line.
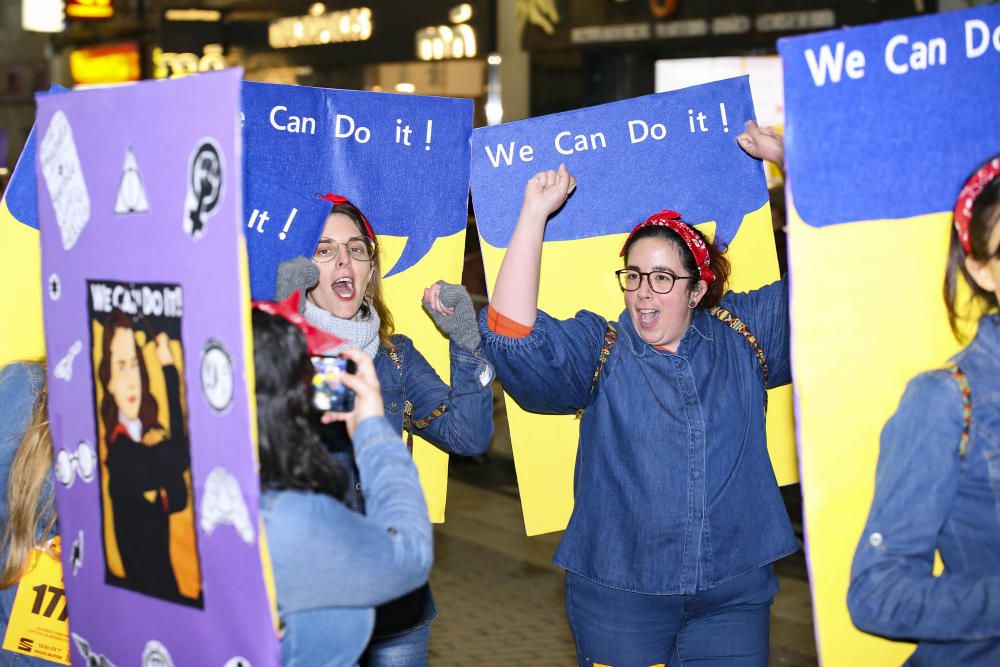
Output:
[36, 70, 279, 667]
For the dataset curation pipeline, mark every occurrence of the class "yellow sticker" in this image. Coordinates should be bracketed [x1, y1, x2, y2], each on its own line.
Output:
[2, 537, 71, 665]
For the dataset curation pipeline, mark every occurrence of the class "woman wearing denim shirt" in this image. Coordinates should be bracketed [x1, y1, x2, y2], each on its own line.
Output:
[480, 153, 796, 665]
[0, 362, 61, 666]
[252, 307, 432, 667]
[275, 195, 493, 665]
[848, 155, 1000, 665]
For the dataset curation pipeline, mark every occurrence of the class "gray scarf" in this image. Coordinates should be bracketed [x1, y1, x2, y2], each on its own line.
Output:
[303, 299, 381, 359]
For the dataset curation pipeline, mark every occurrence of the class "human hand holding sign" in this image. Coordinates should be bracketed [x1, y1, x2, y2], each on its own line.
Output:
[737, 120, 784, 171]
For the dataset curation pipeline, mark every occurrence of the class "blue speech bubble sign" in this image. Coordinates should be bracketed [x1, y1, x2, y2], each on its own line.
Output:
[4, 126, 39, 229]
[243, 169, 331, 300]
[5, 86, 69, 229]
[241, 82, 473, 280]
[471, 77, 767, 251]
[779, 5, 1000, 228]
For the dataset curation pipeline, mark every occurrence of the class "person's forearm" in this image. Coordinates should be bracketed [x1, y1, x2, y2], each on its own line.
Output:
[850, 564, 1000, 641]
[489, 206, 547, 327]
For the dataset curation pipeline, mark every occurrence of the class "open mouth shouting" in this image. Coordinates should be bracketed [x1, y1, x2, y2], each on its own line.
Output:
[332, 276, 356, 301]
[637, 308, 660, 329]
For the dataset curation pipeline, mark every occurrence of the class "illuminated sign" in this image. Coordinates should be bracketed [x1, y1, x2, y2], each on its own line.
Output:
[153, 45, 227, 79]
[163, 9, 222, 22]
[66, 0, 114, 20]
[416, 3, 477, 61]
[269, 7, 373, 49]
[70, 43, 140, 85]
[22, 0, 64, 32]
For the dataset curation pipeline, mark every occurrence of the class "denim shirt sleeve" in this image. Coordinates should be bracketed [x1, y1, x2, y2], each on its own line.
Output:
[720, 276, 791, 388]
[478, 308, 607, 414]
[847, 371, 1000, 641]
[266, 416, 432, 613]
[397, 337, 494, 456]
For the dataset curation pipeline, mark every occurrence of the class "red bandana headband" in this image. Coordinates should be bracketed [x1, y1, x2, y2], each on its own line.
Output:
[252, 291, 348, 356]
[954, 157, 1000, 254]
[619, 210, 716, 285]
[320, 193, 377, 243]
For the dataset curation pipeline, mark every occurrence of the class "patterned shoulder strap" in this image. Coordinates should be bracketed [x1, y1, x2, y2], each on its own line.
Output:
[944, 361, 972, 457]
[386, 345, 448, 450]
[591, 323, 618, 394]
[709, 306, 768, 384]
[577, 323, 617, 418]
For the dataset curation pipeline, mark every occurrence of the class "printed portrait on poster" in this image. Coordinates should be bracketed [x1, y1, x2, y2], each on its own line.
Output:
[87, 280, 203, 607]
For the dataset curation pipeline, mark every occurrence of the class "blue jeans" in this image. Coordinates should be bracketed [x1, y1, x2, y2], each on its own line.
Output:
[362, 624, 430, 667]
[565, 565, 778, 667]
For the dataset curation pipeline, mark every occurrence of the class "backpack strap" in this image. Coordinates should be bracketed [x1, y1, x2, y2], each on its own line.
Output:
[944, 361, 972, 457]
[387, 345, 448, 450]
[591, 323, 618, 394]
[709, 306, 768, 384]
[577, 323, 618, 418]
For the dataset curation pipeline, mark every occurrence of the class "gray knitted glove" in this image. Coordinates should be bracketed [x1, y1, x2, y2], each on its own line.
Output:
[423, 281, 480, 352]
[275, 256, 319, 313]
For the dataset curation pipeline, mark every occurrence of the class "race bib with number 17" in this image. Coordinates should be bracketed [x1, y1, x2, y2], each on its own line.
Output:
[2, 536, 70, 665]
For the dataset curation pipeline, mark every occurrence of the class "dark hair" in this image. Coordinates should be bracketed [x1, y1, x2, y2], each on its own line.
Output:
[98, 309, 160, 443]
[328, 201, 396, 349]
[944, 160, 1000, 340]
[622, 224, 731, 309]
[252, 309, 348, 499]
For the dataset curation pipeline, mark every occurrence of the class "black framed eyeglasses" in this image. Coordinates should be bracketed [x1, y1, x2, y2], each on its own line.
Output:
[615, 269, 697, 294]
[313, 237, 375, 263]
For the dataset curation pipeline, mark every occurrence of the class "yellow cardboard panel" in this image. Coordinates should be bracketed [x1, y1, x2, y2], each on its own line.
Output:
[0, 198, 45, 366]
[789, 203, 968, 665]
[379, 229, 467, 523]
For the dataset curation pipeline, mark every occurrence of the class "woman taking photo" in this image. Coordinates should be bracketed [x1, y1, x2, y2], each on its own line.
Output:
[848, 155, 1000, 665]
[253, 304, 432, 667]
[479, 151, 795, 665]
[276, 195, 493, 665]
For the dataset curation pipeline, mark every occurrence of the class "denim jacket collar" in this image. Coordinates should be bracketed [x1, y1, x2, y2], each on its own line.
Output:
[617, 307, 713, 359]
[687, 308, 715, 342]
[972, 313, 1000, 363]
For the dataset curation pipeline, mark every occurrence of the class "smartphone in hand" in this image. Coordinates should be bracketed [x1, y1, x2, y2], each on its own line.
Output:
[310, 355, 356, 412]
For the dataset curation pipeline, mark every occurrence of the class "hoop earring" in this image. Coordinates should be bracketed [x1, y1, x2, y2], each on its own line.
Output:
[688, 299, 697, 309]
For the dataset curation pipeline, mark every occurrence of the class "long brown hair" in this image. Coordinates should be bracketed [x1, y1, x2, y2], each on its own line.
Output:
[329, 201, 396, 348]
[944, 160, 1000, 340]
[622, 223, 732, 309]
[97, 309, 161, 442]
[0, 365, 56, 588]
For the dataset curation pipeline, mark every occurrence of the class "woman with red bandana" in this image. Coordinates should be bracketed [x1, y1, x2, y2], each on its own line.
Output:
[848, 155, 1000, 665]
[479, 127, 793, 666]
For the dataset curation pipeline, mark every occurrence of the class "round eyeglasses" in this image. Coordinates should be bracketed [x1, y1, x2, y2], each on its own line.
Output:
[313, 238, 375, 263]
[615, 269, 697, 294]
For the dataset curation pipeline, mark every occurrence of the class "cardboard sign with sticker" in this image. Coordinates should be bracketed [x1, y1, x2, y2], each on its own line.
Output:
[36, 70, 279, 666]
